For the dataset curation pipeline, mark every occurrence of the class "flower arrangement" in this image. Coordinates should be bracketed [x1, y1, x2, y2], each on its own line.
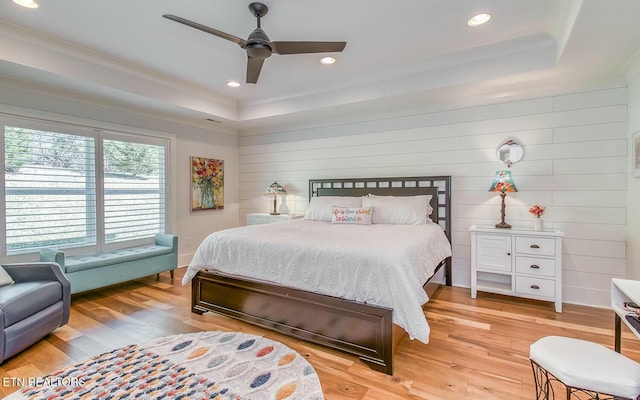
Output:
[192, 157, 223, 189]
[529, 204, 546, 218]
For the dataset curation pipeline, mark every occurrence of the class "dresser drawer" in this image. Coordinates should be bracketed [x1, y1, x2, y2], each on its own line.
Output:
[515, 276, 555, 298]
[515, 257, 555, 277]
[515, 236, 555, 257]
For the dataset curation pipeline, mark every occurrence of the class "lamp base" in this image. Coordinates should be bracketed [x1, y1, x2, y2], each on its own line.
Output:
[495, 221, 512, 229]
[270, 212, 280, 215]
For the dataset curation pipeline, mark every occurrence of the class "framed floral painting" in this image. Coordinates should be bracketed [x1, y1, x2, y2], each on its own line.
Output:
[634, 132, 640, 178]
[191, 157, 224, 211]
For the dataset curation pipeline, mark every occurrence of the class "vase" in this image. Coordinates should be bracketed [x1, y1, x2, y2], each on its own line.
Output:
[533, 218, 544, 231]
[200, 184, 215, 209]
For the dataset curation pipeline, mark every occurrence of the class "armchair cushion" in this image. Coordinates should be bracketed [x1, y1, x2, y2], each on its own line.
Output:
[0, 281, 63, 327]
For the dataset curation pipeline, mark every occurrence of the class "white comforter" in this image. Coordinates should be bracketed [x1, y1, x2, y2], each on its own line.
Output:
[183, 219, 452, 343]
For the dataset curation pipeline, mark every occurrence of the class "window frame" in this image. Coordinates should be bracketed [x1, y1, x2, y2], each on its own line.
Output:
[100, 130, 169, 253]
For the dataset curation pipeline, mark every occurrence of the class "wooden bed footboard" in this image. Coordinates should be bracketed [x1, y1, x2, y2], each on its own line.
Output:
[192, 270, 395, 374]
[192, 258, 448, 375]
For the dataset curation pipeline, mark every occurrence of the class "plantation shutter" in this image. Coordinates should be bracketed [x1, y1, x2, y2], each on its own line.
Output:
[4, 126, 97, 255]
[103, 138, 166, 243]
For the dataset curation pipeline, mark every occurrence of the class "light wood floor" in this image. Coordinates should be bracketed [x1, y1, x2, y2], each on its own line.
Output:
[1, 268, 639, 399]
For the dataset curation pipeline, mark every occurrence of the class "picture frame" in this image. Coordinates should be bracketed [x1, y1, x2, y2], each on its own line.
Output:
[634, 132, 640, 178]
[191, 156, 224, 211]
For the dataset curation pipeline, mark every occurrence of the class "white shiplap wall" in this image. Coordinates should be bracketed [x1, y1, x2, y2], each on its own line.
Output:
[238, 87, 628, 308]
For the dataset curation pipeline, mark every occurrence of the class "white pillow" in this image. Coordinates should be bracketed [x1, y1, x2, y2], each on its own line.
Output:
[362, 194, 433, 225]
[331, 206, 374, 225]
[304, 196, 363, 222]
[0, 266, 14, 287]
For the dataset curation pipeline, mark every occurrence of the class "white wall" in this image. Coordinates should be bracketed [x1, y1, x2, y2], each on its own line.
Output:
[175, 131, 239, 266]
[0, 81, 240, 269]
[626, 58, 640, 281]
[239, 86, 629, 308]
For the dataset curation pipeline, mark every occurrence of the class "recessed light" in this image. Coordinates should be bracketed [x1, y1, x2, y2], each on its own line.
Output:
[12, 0, 39, 8]
[227, 81, 240, 87]
[468, 13, 491, 26]
[320, 56, 336, 65]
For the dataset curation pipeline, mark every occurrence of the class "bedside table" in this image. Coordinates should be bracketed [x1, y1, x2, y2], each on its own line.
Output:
[246, 213, 303, 225]
[470, 225, 564, 312]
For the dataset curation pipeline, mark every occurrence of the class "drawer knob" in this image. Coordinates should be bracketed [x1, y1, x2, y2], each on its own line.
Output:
[530, 244, 540, 249]
[530, 264, 540, 269]
[530, 284, 540, 290]
[507, 252, 511, 256]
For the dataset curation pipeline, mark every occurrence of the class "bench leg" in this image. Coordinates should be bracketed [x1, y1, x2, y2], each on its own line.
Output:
[156, 270, 175, 280]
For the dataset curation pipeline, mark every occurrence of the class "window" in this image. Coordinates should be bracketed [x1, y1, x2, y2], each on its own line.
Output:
[103, 138, 165, 243]
[5, 126, 96, 254]
[2, 117, 169, 257]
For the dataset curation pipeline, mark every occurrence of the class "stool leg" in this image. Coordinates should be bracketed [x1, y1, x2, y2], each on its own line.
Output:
[531, 360, 553, 399]
[567, 385, 618, 400]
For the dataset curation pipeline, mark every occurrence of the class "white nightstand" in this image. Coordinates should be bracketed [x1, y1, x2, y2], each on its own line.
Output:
[611, 278, 640, 352]
[470, 225, 564, 312]
[246, 213, 303, 225]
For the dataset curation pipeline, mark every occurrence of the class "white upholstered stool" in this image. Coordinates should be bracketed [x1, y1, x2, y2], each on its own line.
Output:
[530, 336, 640, 400]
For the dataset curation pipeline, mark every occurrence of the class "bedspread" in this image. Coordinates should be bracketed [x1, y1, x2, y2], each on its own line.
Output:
[184, 219, 452, 343]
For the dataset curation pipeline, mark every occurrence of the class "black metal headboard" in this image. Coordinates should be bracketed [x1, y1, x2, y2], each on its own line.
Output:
[308, 176, 452, 285]
[309, 176, 450, 234]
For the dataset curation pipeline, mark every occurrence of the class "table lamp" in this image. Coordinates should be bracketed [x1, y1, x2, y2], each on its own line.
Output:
[489, 170, 517, 229]
[265, 181, 286, 215]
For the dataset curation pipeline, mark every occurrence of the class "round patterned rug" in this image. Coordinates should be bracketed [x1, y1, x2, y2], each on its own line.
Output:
[8, 331, 324, 400]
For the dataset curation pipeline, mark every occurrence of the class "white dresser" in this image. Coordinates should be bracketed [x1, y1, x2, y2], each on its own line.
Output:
[470, 225, 564, 312]
[246, 213, 303, 225]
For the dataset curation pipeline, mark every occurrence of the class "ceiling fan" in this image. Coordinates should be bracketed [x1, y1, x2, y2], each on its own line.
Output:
[163, 2, 347, 84]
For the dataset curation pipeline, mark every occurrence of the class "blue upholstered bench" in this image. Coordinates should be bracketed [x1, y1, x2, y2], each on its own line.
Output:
[39, 234, 178, 294]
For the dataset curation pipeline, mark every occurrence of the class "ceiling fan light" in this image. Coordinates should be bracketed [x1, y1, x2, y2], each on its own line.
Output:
[227, 81, 240, 87]
[12, 0, 39, 8]
[467, 13, 491, 26]
[320, 56, 336, 65]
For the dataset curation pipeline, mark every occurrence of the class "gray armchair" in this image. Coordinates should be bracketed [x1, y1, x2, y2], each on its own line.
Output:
[0, 263, 70, 363]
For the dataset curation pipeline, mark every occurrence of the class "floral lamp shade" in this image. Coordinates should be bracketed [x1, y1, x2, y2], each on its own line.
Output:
[265, 182, 286, 215]
[488, 170, 518, 193]
[489, 170, 517, 229]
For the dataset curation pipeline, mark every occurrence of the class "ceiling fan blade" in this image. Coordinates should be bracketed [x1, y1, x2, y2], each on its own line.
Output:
[246, 57, 265, 84]
[270, 41, 346, 55]
[163, 14, 247, 48]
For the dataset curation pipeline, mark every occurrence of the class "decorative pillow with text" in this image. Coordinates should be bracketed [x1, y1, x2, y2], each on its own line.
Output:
[331, 206, 374, 225]
[304, 196, 363, 222]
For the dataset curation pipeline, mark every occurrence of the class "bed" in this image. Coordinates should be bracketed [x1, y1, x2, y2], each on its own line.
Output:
[184, 176, 452, 375]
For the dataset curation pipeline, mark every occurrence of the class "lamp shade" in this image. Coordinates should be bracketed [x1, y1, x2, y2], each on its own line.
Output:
[488, 170, 518, 193]
[265, 181, 286, 196]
